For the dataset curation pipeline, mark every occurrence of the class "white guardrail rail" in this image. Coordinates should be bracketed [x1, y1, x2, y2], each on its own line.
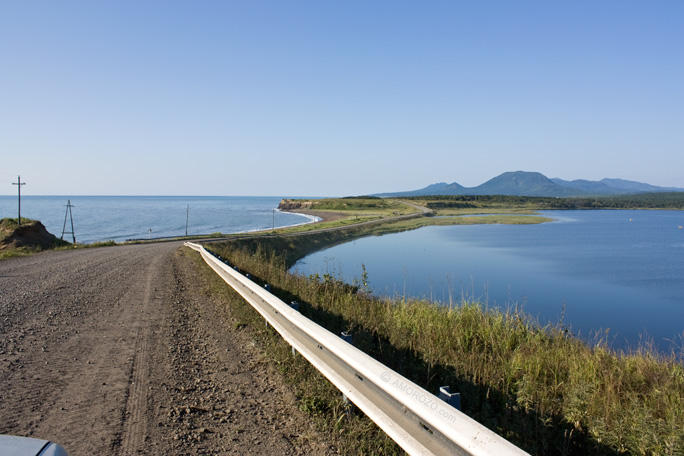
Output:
[185, 242, 529, 456]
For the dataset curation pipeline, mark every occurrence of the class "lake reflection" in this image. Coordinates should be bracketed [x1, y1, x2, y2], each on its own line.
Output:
[293, 210, 684, 352]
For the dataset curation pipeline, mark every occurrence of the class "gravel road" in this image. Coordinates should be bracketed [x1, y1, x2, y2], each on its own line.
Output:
[0, 243, 333, 455]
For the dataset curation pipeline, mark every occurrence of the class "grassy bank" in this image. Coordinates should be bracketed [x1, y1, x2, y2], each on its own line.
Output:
[403, 193, 684, 211]
[202, 230, 684, 455]
[0, 218, 70, 258]
[224, 211, 552, 270]
[280, 196, 417, 215]
[0, 217, 122, 259]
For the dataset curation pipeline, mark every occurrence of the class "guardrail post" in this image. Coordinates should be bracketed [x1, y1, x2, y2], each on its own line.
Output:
[261, 284, 272, 328]
[289, 302, 300, 356]
[439, 386, 461, 411]
[289, 301, 300, 356]
[341, 332, 354, 412]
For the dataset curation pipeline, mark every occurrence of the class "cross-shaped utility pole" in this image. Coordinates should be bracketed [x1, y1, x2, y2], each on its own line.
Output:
[12, 175, 26, 226]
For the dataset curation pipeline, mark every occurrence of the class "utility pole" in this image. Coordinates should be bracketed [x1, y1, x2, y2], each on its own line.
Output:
[61, 200, 76, 243]
[185, 205, 190, 237]
[272, 208, 275, 232]
[12, 175, 26, 226]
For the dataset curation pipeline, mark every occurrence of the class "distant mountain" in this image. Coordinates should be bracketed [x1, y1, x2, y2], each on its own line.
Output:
[551, 178, 626, 195]
[598, 178, 683, 193]
[471, 172, 577, 197]
[374, 171, 684, 197]
[393, 182, 466, 196]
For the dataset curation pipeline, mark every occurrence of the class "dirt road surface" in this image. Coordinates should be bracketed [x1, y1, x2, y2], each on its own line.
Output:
[0, 242, 333, 455]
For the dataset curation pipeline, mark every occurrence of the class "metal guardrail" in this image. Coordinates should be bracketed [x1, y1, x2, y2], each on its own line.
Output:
[185, 242, 528, 456]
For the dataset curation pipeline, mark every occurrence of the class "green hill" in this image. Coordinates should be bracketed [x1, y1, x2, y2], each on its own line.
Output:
[375, 171, 684, 197]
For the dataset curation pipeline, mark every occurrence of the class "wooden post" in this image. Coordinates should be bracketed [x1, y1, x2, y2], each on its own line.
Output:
[185, 204, 190, 236]
[12, 176, 26, 226]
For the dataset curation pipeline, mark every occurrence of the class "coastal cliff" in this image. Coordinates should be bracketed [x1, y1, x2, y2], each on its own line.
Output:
[278, 199, 313, 211]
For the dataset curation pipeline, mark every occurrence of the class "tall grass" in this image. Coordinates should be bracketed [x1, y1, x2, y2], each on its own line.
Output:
[207, 239, 684, 455]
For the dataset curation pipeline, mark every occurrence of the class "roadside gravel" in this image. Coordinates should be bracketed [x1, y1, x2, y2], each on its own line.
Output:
[0, 242, 333, 455]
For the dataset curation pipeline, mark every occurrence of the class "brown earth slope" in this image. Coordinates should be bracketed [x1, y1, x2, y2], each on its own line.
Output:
[0, 218, 69, 251]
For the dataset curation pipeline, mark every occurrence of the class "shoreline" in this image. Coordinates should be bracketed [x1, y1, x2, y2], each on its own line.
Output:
[274, 208, 322, 225]
[128, 210, 324, 241]
[279, 208, 349, 223]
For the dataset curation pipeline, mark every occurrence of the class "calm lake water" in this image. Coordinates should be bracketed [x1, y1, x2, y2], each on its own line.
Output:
[0, 195, 316, 244]
[294, 210, 684, 352]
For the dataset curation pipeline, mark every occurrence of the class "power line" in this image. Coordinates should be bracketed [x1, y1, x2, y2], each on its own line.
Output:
[2, 173, 64, 198]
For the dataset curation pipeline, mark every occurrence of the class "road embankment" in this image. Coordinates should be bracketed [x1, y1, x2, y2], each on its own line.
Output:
[207, 232, 684, 456]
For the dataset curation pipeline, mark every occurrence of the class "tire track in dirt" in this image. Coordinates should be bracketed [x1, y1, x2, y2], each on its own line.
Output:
[117, 248, 170, 455]
[1, 243, 336, 455]
[0, 243, 178, 454]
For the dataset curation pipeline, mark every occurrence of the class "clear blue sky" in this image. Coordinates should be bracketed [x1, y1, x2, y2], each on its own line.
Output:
[2, 1, 683, 196]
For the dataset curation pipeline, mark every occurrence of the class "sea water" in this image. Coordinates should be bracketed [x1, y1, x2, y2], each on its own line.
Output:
[0, 195, 316, 244]
[294, 210, 684, 352]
